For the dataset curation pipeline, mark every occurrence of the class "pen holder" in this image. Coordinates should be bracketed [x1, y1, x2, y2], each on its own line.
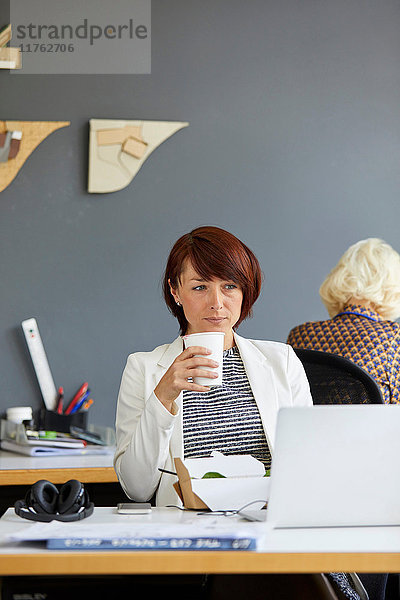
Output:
[38, 409, 88, 434]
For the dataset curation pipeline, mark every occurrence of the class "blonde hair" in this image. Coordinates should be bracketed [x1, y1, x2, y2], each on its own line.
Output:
[319, 238, 400, 320]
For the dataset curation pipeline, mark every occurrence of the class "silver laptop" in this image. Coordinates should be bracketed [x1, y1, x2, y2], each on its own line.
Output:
[266, 405, 400, 528]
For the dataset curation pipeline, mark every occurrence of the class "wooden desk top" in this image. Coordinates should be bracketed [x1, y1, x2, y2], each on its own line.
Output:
[2, 550, 399, 576]
[0, 450, 118, 485]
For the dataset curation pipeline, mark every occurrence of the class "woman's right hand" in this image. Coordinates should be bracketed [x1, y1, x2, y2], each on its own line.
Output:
[154, 346, 219, 413]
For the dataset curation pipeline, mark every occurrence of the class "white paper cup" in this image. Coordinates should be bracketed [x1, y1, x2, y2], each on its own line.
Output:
[183, 332, 225, 386]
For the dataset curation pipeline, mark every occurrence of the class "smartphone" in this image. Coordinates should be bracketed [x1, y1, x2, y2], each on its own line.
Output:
[117, 502, 152, 514]
[70, 426, 106, 446]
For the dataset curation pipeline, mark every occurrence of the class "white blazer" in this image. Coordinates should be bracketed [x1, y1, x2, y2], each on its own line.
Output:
[114, 332, 312, 506]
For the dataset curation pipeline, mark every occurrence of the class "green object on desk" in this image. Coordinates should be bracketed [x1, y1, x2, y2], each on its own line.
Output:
[38, 430, 57, 439]
[200, 469, 270, 479]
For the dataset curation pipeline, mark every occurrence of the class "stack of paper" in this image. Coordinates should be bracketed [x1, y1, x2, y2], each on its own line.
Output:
[7, 513, 265, 551]
[0, 420, 114, 456]
[0, 439, 113, 456]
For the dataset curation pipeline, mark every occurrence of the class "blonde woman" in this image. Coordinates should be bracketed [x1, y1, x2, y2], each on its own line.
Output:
[287, 238, 400, 404]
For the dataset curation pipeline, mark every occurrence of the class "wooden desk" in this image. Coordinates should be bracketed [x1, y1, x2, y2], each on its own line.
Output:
[2, 550, 400, 576]
[0, 450, 118, 485]
[1, 507, 400, 576]
[1, 549, 400, 576]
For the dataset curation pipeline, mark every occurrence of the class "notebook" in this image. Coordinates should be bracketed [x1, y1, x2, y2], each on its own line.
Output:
[266, 405, 400, 528]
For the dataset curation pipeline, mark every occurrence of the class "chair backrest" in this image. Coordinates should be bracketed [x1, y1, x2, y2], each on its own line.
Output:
[293, 348, 384, 405]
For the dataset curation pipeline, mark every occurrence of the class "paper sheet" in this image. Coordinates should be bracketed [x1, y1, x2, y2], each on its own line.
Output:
[0, 440, 114, 456]
[8, 515, 265, 544]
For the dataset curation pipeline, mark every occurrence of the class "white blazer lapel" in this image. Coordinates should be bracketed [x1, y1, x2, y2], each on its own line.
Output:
[157, 335, 184, 370]
[234, 333, 279, 451]
[156, 335, 185, 459]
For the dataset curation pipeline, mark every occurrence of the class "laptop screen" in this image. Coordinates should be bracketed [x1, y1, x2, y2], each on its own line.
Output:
[266, 405, 400, 528]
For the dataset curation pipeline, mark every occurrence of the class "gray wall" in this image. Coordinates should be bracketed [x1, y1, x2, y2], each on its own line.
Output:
[1, 0, 400, 427]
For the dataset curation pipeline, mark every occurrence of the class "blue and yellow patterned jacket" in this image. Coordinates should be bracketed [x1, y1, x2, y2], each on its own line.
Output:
[287, 303, 400, 404]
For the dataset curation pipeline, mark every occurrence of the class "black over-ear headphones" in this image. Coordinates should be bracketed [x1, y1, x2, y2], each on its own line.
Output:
[14, 479, 94, 522]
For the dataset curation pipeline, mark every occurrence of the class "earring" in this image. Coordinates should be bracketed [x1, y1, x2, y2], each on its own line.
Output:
[176, 301, 181, 307]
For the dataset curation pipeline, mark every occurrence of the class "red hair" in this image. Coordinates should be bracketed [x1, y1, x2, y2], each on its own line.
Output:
[163, 226, 263, 334]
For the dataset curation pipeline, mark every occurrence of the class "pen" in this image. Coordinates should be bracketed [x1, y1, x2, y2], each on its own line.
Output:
[56, 387, 64, 414]
[81, 398, 93, 411]
[70, 389, 90, 414]
[158, 468, 177, 476]
[64, 382, 88, 415]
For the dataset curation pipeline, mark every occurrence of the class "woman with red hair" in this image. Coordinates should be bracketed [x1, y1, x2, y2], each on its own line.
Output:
[114, 226, 312, 506]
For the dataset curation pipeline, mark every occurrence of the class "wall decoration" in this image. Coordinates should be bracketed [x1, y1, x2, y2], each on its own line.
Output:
[88, 119, 189, 193]
[0, 121, 70, 193]
[0, 25, 21, 69]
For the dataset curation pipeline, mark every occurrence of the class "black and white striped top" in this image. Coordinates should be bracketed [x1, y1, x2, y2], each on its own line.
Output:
[182, 346, 271, 470]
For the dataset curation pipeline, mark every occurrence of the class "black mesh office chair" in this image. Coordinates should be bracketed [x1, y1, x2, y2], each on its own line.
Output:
[293, 348, 384, 405]
[293, 348, 388, 600]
